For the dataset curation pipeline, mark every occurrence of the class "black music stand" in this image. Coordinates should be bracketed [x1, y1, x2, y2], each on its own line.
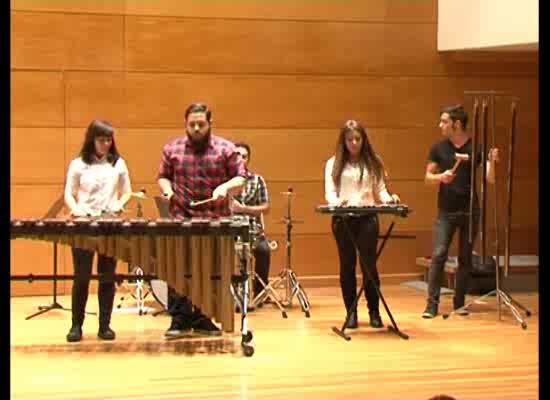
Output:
[317, 206, 410, 341]
[25, 196, 96, 320]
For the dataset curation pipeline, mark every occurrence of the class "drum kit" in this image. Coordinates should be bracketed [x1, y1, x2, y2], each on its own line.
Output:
[244, 188, 311, 318]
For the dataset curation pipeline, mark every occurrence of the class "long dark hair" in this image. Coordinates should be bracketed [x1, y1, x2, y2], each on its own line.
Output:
[331, 119, 386, 195]
[79, 119, 120, 166]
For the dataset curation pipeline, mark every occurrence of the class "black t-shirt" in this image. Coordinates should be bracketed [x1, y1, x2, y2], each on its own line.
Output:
[427, 138, 482, 212]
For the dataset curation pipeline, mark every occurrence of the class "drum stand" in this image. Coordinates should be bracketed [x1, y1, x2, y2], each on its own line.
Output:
[115, 266, 156, 316]
[247, 246, 289, 318]
[269, 189, 311, 317]
[230, 231, 255, 357]
[442, 92, 532, 328]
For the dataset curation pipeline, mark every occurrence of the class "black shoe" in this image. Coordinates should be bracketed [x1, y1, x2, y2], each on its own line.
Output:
[422, 303, 438, 319]
[98, 325, 116, 341]
[192, 317, 222, 336]
[369, 311, 383, 328]
[345, 311, 358, 329]
[164, 320, 192, 339]
[454, 306, 469, 316]
[66, 325, 82, 343]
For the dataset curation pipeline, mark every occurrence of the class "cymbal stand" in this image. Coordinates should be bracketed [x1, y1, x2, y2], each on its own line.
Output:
[269, 189, 311, 317]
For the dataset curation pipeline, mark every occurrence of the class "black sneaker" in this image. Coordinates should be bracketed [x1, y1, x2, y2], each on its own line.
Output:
[164, 320, 192, 339]
[66, 325, 82, 343]
[454, 306, 469, 316]
[98, 325, 116, 341]
[345, 310, 358, 329]
[369, 311, 383, 328]
[192, 317, 222, 336]
[422, 303, 438, 319]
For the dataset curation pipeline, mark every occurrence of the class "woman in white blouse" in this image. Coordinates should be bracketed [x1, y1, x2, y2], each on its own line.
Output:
[324, 119, 400, 329]
[64, 120, 132, 342]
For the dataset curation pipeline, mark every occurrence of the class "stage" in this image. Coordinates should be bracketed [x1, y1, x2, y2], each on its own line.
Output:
[10, 285, 538, 400]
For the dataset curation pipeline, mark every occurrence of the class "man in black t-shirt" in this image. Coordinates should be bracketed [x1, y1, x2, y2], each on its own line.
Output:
[422, 104, 499, 318]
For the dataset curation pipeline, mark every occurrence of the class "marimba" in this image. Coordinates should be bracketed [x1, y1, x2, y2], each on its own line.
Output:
[10, 216, 251, 334]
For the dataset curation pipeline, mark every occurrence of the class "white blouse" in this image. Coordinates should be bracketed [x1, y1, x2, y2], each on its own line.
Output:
[64, 156, 132, 216]
[324, 156, 392, 206]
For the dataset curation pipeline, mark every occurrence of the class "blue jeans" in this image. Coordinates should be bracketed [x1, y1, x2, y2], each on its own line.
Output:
[427, 210, 479, 308]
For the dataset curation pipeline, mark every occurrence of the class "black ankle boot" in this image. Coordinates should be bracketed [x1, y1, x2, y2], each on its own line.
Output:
[66, 325, 82, 342]
[345, 310, 358, 329]
[369, 310, 383, 328]
[98, 325, 116, 340]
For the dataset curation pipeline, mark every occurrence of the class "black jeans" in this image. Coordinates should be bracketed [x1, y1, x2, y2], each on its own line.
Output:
[331, 215, 380, 314]
[252, 236, 271, 296]
[71, 247, 117, 328]
[167, 290, 203, 326]
[427, 210, 480, 308]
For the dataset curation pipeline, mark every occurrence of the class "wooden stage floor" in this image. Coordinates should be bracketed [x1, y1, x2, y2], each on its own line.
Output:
[11, 285, 539, 400]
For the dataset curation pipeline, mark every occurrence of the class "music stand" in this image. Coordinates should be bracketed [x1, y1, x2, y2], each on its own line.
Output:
[25, 196, 96, 319]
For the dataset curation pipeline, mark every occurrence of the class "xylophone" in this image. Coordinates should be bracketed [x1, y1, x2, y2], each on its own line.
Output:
[11, 216, 251, 334]
[315, 204, 411, 218]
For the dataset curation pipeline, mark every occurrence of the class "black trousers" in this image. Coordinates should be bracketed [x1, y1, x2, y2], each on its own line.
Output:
[167, 236, 272, 323]
[331, 215, 380, 314]
[427, 210, 480, 308]
[252, 236, 271, 296]
[71, 247, 117, 328]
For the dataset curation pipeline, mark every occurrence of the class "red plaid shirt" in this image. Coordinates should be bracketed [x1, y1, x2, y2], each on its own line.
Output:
[158, 133, 246, 218]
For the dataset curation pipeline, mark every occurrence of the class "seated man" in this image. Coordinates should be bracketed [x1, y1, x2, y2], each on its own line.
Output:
[231, 142, 271, 306]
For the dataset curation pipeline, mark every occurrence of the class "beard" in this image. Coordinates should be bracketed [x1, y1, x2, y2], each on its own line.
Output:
[186, 128, 211, 153]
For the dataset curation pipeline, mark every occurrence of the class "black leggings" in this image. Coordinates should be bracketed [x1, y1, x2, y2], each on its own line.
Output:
[71, 247, 117, 327]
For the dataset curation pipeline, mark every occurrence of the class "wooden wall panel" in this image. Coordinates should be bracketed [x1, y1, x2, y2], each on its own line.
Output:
[63, 126, 538, 186]
[63, 73, 538, 129]
[125, 16, 387, 74]
[262, 179, 538, 236]
[266, 226, 537, 280]
[11, 185, 69, 296]
[64, 72, 127, 128]
[11, 128, 66, 184]
[125, 18, 538, 77]
[11, 0, 126, 14]
[10, 241, 69, 296]
[385, 0, 437, 23]
[125, 0, 387, 22]
[11, 12, 124, 71]
[65, 128, 182, 185]
[11, 71, 64, 127]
